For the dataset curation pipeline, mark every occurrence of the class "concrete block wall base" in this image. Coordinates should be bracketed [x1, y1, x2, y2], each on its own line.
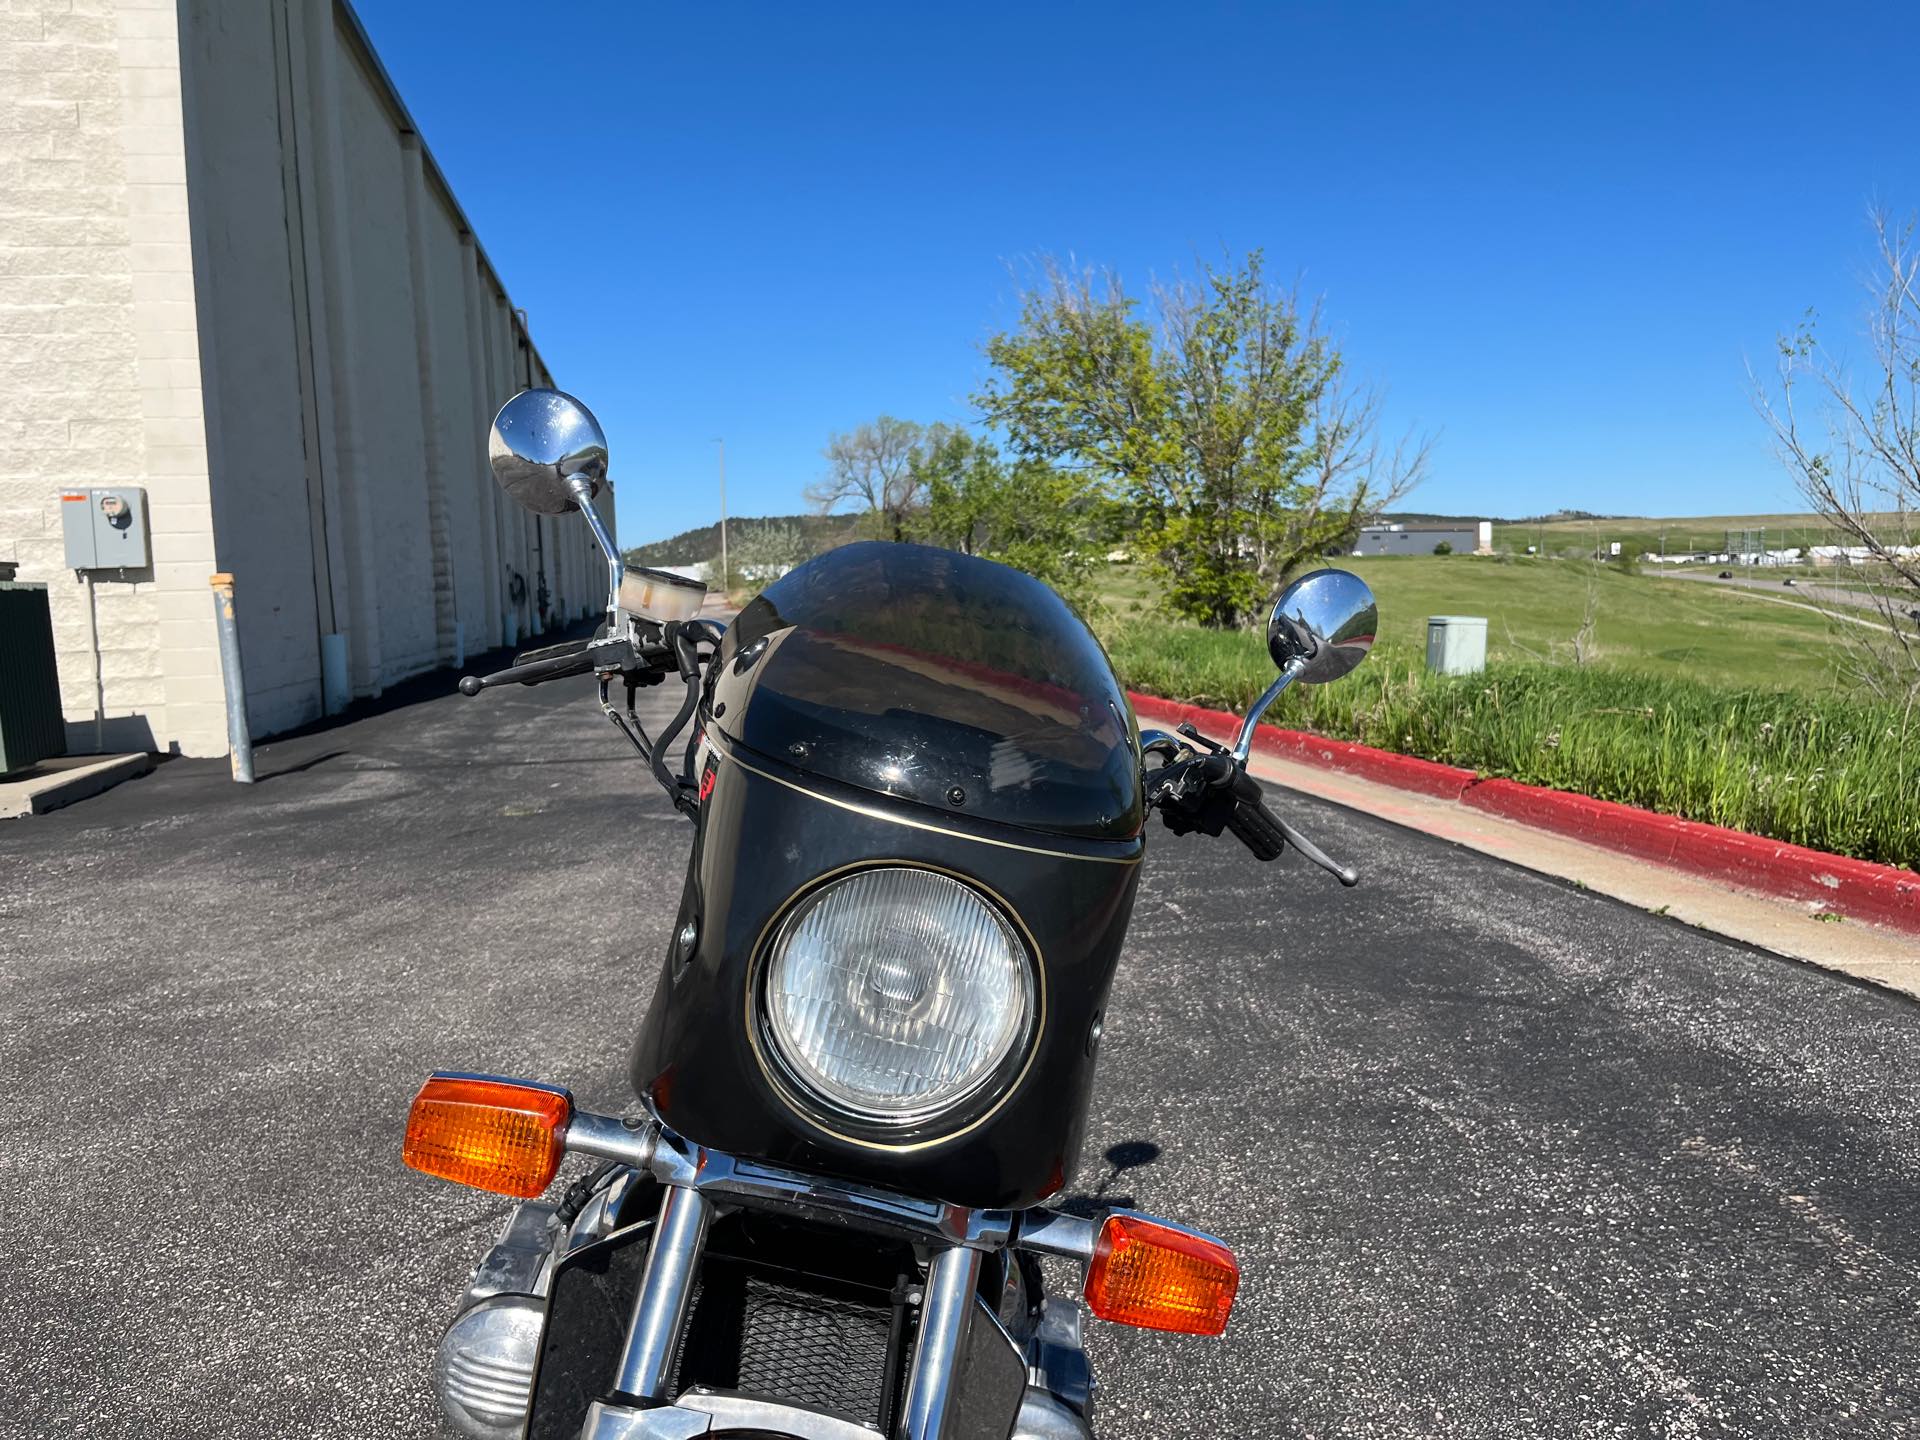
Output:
[0, 754, 155, 820]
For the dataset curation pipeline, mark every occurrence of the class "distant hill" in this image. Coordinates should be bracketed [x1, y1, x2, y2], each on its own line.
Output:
[623, 512, 858, 566]
[1507, 509, 1615, 524]
[1377, 510, 1515, 525]
[626, 507, 1852, 567]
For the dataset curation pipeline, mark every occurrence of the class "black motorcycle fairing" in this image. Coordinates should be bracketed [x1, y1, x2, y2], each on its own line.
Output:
[707, 542, 1142, 843]
[628, 737, 1142, 1211]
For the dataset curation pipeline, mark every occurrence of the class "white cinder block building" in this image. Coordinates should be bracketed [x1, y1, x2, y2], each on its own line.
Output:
[0, 0, 608, 759]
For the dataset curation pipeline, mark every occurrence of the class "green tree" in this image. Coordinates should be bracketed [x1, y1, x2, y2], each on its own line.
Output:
[908, 430, 1101, 611]
[978, 251, 1429, 627]
[718, 518, 817, 591]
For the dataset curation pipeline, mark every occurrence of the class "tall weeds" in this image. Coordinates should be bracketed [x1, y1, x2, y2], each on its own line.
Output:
[1101, 621, 1919, 868]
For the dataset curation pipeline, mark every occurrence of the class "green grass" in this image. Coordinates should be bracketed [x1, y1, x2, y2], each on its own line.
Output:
[1488, 510, 1862, 559]
[1097, 554, 1859, 694]
[1091, 558, 1919, 868]
[1100, 626, 1919, 868]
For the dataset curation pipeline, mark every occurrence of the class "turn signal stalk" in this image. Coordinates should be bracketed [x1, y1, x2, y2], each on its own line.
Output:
[404, 1073, 572, 1198]
[1083, 1214, 1238, 1336]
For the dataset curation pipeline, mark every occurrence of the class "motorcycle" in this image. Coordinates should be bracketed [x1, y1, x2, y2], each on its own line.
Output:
[405, 388, 1379, 1440]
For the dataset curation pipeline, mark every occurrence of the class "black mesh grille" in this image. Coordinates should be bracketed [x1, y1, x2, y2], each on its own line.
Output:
[526, 1207, 917, 1438]
[671, 1232, 912, 1431]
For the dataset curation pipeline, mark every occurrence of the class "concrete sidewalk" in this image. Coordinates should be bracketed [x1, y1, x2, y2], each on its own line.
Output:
[1246, 747, 1920, 998]
[0, 753, 153, 818]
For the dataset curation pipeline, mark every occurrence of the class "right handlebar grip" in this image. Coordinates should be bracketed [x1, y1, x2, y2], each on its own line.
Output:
[1227, 795, 1288, 862]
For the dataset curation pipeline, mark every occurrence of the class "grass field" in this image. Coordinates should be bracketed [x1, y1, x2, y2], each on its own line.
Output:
[1092, 555, 1919, 868]
[1097, 554, 1855, 694]
[1488, 510, 1856, 559]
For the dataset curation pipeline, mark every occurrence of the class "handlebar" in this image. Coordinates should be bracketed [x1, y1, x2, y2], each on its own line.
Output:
[1146, 730, 1358, 886]
[457, 639, 599, 695]
[456, 632, 670, 696]
[455, 618, 720, 824]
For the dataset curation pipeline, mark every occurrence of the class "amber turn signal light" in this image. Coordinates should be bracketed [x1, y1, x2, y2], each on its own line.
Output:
[1083, 1214, 1239, 1336]
[403, 1073, 572, 1198]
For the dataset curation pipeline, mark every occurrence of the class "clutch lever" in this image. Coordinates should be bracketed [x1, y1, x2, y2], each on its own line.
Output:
[457, 642, 598, 694]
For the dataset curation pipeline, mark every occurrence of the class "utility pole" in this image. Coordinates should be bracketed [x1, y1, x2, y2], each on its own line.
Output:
[712, 437, 728, 593]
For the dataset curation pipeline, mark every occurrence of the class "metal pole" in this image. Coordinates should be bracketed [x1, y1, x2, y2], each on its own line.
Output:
[901, 1245, 983, 1440]
[714, 437, 728, 595]
[81, 570, 104, 753]
[614, 1184, 712, 1400]
[209, 573, 255, 783]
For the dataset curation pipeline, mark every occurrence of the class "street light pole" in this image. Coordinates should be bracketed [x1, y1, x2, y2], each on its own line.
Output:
[712, 436, 728, 594]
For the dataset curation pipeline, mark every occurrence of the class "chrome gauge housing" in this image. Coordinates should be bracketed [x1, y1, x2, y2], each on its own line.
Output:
[754, 866, 1041, 1135]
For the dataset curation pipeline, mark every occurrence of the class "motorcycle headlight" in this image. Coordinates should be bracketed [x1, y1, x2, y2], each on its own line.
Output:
[761, 867, 1037, 1128]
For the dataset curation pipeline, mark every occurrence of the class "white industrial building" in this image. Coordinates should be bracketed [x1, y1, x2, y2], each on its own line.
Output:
[0, 0, 609, 760]
[1353, 520, 1493, 556]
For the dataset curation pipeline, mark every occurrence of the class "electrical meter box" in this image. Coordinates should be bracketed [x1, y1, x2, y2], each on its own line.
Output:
[60, 487, 149, 571]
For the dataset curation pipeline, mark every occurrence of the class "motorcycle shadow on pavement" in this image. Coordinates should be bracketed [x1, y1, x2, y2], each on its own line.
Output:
[1055, 1140, 1162, 1217]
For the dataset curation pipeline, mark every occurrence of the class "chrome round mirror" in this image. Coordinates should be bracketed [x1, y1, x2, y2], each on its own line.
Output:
[488, 389, 608, 516]
[1267, 568, 1377, 684]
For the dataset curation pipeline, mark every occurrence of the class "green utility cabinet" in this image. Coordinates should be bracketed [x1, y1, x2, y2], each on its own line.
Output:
[0, 581, 67, 775]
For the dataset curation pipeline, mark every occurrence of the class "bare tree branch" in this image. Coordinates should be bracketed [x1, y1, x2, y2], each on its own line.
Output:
[806, 416, 951, 541]
[1754, 207, 1920, 697]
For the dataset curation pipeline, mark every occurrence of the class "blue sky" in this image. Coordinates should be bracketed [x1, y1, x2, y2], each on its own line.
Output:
[355, 1, 1914, 547]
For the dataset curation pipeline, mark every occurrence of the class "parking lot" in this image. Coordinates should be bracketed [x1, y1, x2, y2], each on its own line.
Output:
[2, 663, 1917, 1437]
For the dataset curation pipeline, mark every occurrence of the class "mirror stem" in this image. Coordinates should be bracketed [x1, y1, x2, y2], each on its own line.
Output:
[1231, 656, 1307, 765]
[567, 472, 625, 631]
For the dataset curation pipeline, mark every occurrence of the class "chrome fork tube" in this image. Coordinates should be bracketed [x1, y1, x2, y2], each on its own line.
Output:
[614, 1183, 714, 1401]
[901, 1245, 984, 1440]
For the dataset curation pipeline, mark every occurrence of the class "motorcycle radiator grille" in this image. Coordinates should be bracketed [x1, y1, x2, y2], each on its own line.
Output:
[671, 1251, 910, 1430]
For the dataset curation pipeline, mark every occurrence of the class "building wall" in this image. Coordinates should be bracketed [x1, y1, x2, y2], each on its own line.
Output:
[0, 0, 603, 758]
[175, 0, 322, 740]
[0, 0, 226, 756]
[1353, 527, 1481, 556]
[175, 0, 601, 741]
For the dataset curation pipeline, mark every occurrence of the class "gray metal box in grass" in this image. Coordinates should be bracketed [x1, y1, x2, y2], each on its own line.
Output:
[1426, 615, 1488, 675]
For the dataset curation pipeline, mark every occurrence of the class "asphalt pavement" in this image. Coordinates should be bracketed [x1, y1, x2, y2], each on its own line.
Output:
[1656, 569, 1914, 632]
[2, 657, 1917, 1438]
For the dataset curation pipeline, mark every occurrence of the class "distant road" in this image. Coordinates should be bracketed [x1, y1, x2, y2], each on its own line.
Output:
[1656, 569, 1909, 634]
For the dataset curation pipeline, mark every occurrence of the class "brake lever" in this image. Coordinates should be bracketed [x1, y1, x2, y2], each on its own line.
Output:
[1159, 735, 1361, 885]
[1218, 758, 1359, 885]
[1265, 808, 1359, 887]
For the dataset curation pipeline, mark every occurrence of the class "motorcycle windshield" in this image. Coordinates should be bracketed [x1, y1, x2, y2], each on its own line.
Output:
[709, 542, 1143, 841]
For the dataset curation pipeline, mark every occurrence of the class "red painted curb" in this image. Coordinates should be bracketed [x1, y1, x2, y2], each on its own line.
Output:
[1126, 690, 1920, 935]
[1460, 780, 1920, 934]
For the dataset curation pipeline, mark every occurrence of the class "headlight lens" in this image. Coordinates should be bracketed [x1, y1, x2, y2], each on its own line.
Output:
[763, 868, 1036, 1126]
